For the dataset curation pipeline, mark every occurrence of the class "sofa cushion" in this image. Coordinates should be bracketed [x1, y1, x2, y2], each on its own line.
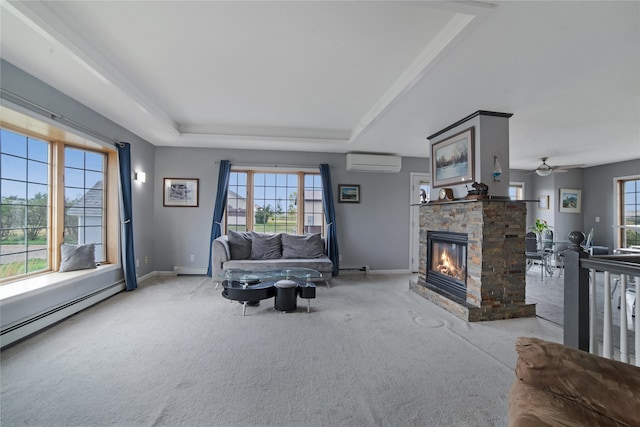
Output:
[249, 232, 282, 260]
[508, 380, 624, 427]
[281, 233, 325, 259]
[228, 230, 252, 260]
[513, 337, 640, 426]
[59, 243, 97, 272]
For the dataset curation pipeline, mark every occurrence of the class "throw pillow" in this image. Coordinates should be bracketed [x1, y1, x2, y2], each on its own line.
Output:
[249, 232, 282, 260]
[59, 243, 97, 272]
[228, 230, 252, 260]
[281, 233, 325, 259]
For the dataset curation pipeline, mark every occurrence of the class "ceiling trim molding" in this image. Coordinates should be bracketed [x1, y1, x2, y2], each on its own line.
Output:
[349, 12, 476, 143]
[4, 0, 179, 137]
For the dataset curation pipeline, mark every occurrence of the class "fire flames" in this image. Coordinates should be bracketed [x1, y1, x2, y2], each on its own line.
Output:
[436, 249, 465, 281]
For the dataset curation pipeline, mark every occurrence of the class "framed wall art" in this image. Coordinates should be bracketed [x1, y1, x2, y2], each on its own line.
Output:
[538, 195, 549, 210]
[431, 127, 474, 188]
[559, 188, 581, 213]
[338, 184, 360, 203]
[163, 178, 199, 207]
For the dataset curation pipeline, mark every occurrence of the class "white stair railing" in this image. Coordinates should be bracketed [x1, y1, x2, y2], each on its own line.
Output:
[563, 231, 639, 367]
[587, 269, 639, 366]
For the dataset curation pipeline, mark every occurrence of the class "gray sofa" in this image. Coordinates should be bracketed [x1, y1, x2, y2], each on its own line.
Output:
[211, 231, 334, 283]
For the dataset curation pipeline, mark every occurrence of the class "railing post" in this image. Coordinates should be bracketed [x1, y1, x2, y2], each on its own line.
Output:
[564, 231, 590, 351]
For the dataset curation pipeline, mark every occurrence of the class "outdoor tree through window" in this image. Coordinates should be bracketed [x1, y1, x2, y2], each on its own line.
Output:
[1, 127, 107, 281]
[226, 170, 324, 235]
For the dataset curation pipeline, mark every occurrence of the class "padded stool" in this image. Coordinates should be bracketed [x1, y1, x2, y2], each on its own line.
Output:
[274, 280, 298, 312]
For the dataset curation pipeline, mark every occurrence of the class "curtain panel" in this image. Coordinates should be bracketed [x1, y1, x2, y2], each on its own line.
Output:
[320, 164, 339, 276]
[207, 160, 232, 277]
[116, 142, 138, 291]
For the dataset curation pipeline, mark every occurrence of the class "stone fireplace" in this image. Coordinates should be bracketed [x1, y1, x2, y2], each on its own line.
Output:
[409, 199, 536, 321]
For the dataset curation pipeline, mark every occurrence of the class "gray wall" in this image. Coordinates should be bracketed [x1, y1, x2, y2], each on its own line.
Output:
[512, 158, 640, 249]
[1, 60, 156, 329]
[583, 159, 640, 249]
[153, 147, 428, 272]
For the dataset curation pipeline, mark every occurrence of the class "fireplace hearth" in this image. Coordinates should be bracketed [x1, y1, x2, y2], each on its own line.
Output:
[409, 199, 535, 322]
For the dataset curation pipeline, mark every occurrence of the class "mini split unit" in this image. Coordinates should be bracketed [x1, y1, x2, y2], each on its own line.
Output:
[345, 153, 402, 173]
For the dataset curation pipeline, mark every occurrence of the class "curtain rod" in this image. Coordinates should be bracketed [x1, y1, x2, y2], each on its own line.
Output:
[1, 88, 124, 147]
[215, 161, 334, 168]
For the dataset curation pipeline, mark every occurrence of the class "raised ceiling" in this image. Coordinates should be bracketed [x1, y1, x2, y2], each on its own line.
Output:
[1, 1, 638, 170]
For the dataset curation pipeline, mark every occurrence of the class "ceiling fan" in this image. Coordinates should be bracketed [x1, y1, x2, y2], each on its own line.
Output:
[530, 157, 585, 176]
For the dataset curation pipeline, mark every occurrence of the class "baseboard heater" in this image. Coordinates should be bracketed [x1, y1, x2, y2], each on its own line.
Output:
[1, 281, 125, 348]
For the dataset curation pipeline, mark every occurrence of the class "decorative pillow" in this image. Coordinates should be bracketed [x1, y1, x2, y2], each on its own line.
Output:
[228, 230, 252, 260]
[59, 243, 97, 272]
[249, 232, 282, 260]
[282, 233, 325, 259]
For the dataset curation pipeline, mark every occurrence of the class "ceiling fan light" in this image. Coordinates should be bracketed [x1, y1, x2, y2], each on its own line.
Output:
[536, 168, 552, 177]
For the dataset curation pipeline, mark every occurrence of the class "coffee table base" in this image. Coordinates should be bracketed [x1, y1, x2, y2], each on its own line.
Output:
[222, 279, 316, 316]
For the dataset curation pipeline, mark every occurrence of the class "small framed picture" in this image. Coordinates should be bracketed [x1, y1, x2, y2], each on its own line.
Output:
[163, 178, 199, 207]
[338, 184, 360, 203]
[559, 188, 581, 213]
[538, 195, 549, 210]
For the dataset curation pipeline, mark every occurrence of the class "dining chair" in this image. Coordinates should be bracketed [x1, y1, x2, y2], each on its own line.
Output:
[525, 232, 546, 279]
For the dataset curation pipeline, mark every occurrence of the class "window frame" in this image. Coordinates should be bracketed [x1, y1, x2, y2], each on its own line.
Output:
[615, 174, 640, 248]
[509, 182, 525, 201]
[1, 115, 119, 284]
[224, 167, 325, 236]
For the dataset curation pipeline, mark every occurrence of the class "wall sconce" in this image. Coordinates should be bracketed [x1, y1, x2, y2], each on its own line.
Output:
[135, 171, 146, 183]
[492, 156, 503, 182]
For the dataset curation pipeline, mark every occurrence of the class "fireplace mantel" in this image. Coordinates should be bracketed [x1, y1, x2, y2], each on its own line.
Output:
[410, 199, 535, 321]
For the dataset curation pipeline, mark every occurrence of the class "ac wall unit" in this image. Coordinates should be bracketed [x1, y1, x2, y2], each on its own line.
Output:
[346, 154, 402, 173]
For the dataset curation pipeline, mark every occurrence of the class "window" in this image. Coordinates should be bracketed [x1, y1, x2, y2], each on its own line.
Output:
[226, 170, 324, 235]
[1, 125, 112, 282]
[64, 147, 106, 260]
[1, 130, 50, 278]
[509, 182, 524, 200]
[617, 176, 640, 248]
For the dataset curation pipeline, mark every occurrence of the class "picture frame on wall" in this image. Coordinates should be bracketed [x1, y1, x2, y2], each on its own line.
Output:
[559, 188, 581, 213]
[538, 195, 549, 210]
[338, 184, 360, 203]
[163, 178, 199, 207]
[431, 127, 474, 188]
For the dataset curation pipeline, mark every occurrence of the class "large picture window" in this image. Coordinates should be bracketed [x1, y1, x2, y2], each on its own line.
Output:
[618, 176, 640, 248]
[1, 126, 109, 282]
[226, 170, 324, 235]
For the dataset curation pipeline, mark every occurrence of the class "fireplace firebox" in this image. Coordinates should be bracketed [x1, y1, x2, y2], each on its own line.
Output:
[427, 231, 468, 300]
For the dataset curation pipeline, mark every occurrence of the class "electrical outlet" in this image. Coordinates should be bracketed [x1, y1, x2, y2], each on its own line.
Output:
[144, 256, 149, 264]
[339, 254, 343, 261]
[190, 254, 195, 261]
[136, 259, 139, 267]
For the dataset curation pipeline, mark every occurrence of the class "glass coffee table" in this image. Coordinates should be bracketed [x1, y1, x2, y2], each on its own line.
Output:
[218, 268, 321, 315]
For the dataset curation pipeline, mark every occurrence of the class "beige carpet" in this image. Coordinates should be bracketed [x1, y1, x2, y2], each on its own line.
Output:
[0, 274, 561, 426]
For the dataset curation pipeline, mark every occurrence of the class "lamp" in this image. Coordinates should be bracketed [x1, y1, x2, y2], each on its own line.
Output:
[492, 155, 502, 181]
[535, 167, 552, 177]
[135, 171, 146, 183]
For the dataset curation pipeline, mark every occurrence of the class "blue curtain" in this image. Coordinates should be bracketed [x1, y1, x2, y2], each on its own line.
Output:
[116, 142, 138, 291]
[320, 164, 339, 276]
[207, 160, 232, 277]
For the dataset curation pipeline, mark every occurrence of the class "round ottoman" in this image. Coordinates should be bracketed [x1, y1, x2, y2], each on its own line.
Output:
[274, 279, 298, 312]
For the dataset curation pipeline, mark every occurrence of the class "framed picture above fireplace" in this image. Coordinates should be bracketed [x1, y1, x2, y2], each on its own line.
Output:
[431, 127, 475, 188]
